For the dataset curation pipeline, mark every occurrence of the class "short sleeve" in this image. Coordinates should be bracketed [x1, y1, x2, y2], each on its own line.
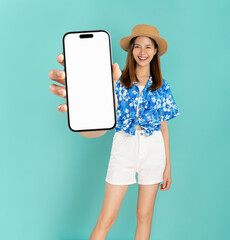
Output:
[158, 79, 180, 122]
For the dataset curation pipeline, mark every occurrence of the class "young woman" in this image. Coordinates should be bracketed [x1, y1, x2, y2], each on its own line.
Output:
[49, 24, 179, 240]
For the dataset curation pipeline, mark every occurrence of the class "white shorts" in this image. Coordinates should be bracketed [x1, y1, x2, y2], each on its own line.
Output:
[105, 129, 166, 185]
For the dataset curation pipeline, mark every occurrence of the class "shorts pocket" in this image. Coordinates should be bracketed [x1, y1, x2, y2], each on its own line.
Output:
[112, 132, 129, 147]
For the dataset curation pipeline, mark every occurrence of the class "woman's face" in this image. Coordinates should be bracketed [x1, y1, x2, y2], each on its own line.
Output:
[132, 36, 157, 67]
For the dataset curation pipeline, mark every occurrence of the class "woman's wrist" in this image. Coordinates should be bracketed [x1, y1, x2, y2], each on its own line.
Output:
[165, 162, 171, 168]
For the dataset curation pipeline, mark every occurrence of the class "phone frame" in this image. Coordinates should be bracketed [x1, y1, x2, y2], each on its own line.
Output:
[62, 30, 116, 133]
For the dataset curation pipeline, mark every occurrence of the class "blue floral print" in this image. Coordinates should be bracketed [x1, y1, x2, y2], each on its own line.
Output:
[115, 71, 180, 136]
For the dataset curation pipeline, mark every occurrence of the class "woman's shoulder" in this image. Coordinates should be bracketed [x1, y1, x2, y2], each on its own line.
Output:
[156, 78, 168, 93]
[162, 78, 170, 90]
[155, 78, 172, 97]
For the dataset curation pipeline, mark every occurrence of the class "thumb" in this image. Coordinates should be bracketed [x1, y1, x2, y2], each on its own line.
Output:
[112, 63, 121, 82]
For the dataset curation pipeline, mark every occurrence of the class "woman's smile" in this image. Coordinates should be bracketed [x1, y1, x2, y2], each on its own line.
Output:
[138, 56, 148, 61]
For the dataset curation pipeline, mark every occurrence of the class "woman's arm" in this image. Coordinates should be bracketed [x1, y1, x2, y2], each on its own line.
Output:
[160, 120, 171, 168]
[160, 120, 172, 190]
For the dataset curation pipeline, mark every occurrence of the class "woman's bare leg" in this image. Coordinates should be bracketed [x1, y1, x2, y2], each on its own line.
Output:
[89, 182, 130, 240]
[134, 183, 160, 240]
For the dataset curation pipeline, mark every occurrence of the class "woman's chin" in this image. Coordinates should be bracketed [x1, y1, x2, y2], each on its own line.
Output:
[136, 61, 149, 66]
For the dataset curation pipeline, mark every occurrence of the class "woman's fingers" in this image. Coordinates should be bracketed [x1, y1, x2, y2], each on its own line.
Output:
[57, 53, 64, 66]
[48, 69, 65, 86]
[57, 103, 67, 113]
[49, 83, 66, 98]
[48, 53, 65, 85]
[49, 83, 67, 113]
[48, 53, 67, 113]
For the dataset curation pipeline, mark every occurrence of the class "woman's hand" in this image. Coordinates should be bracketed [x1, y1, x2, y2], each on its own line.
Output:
[48, 53, 121, 137]
[160, 165, 172, 191]
[48, 53, 121, 113]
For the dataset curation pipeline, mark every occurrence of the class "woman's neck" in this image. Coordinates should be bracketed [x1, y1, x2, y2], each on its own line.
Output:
[135, 65, 150, 77]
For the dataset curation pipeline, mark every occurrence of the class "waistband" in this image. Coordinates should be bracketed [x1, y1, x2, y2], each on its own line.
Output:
[135, 129, 162, 137]
[117, 129, 161, 137]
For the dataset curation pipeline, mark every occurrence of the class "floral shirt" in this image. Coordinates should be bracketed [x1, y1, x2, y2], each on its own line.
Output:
[115, 71, 180, 136]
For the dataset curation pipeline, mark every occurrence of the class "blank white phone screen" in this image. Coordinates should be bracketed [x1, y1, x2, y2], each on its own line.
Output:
[63, 31, 115, 132]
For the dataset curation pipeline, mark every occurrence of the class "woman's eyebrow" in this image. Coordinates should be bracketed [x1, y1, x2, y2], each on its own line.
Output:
[134, 44, 152, 46]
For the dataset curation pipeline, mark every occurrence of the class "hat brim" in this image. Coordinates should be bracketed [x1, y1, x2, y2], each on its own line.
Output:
[119, 34, 168, 56]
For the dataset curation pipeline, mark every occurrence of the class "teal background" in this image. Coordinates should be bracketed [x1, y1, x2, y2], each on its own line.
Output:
[1, 0, 229, 239]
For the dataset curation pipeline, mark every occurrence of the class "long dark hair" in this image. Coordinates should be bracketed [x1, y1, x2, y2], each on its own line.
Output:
[120, 36, 163, 92]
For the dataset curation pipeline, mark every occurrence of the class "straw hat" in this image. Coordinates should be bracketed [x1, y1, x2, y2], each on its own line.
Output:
[119, 24, 168, 56]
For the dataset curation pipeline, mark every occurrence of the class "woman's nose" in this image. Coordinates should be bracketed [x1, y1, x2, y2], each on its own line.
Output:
[140, 48, 146, 54]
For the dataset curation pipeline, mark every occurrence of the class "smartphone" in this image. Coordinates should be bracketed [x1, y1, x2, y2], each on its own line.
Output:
[62, 30, 116, 133]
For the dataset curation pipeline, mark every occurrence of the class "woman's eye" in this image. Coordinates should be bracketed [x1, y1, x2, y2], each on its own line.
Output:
[135, 46, 151, 48]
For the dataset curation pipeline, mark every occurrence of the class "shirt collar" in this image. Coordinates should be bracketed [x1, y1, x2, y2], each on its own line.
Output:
[133, 75, 153, 91]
